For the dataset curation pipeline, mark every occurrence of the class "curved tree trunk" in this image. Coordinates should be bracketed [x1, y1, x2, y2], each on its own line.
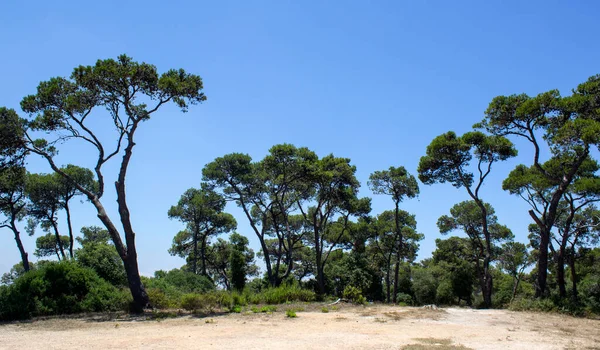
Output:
[11, 217, 30, 272]
[64, 202, 74, 259]
[511, 276, 520, 302]
[50, 218, 67, 260]
[114, 126, 150, 312]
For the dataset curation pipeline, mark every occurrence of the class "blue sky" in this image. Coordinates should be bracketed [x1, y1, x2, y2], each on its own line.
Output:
[1, 1, 599, 276]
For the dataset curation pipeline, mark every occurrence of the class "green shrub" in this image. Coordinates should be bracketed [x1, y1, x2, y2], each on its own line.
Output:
[260, 285, 316, 304]
[231, 305, 242, 313]
[509, 298, 557, 313]
[0, 261, 128, 320]
[435, 280, 454, 305]
[232, 291, 247, 307]
[321, 307, 329, 313]
[286, 309, 297, 318]
[396, 293, 414, 306]
[260, 305, 277, 313]
[343, 285, 366, 305]
[412, 268, 437, 305]
[147, 288, 173, 309]
[180, 294, 203, 311]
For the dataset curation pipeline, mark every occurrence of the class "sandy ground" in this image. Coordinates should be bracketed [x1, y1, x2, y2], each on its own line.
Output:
[1, 305, 599, 350]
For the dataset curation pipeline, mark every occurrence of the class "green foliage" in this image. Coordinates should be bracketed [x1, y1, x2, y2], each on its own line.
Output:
[580, 275, 600, 314]
[435, 280, 454, 305]
[368, 166, 420, 203]
[508, 298, 557, 313]
[1, 261, 36, 285]
[141, 269, 214, 309]
[343, 285, 366, 305]
[151, 269, 214, 294]
[168, 185, 236, 276]
[230, 233, 250, 291]
[412, 268, 437, 305]
[231, 305, 242, 313]
[0, 261, 129, 320]
[260, 305, 277, 313]
[180, 293, 204, 311]
[321, 307, 329, 313]
[34, 233, 70, 259]
[285, 309, 297, 318]
[395, 293, 414, 306]
[260, 285, 316, 304]
[0, 107, 27, 167]
[75, 230, 126, 287]
[147, 288, 173, 309]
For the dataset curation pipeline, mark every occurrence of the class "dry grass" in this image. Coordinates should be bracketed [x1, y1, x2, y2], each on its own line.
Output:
[412, 338, 453, 345]
[402, 338, 473, 350]
[384, 308, 447, 321]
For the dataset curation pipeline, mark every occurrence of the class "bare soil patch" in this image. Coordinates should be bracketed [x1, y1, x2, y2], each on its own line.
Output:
[1, 305, 598, 349]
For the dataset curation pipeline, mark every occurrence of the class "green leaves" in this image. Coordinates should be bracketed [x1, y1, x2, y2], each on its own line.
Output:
[0, 108, 27, 168]
[437, 200, 514, 244]
[368, 166, 419, 203]
[419, 131, 516, 191]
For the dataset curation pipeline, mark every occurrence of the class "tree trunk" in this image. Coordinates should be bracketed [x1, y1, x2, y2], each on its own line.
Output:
[392, 201, 402, 304]
[532, 151, 588, 297]
[385, 264, 391, 303]
[315, 242, 325, 296]
[511, 276, 520, 302]
[11, 218, 30, 272]
[51, 219, 67, 260]
[200, 235, 208, 277]
[65, 202, 74, 259]
[569, 257, 578, 303]
[392, 250, 401, 304]
[536, 228, 550, 297]
[191, 225, 198, 274]
[482, 256, 493, 308]
[115, 127, 150, 312]
[556, 252, 567, 298]
[122, 254, 149, 312]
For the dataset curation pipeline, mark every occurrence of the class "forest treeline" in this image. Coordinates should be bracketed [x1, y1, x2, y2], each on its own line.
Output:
[0, 55, 599, 320]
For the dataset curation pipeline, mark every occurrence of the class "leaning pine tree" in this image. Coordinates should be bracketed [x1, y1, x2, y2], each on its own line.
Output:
[1, 55, 206, 312]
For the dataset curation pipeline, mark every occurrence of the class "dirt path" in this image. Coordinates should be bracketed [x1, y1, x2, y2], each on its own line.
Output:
[1, 305, 598, 349]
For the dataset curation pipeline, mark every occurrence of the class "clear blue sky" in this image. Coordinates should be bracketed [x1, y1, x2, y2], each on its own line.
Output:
[1, 1, 599, 276]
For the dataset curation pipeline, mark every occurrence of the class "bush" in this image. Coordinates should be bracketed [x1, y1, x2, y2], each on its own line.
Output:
[412, 268, 437, 305]
[231, 305, 242, 313]
[395, 293, 414, 306]
[435, 280, 454, 305]
[180, 294, 204, 311]
[260, 305, 277, 313]
[232, 291, 247, 307]
[580, 277, 600, 314]
[508, 298, 557, 313]
[0, 261, 129, 320]
[260, 285, 316, 304]
[285, 309, 297, 318]
[147, 288, 174, 309]
[343, 285, 366, 305]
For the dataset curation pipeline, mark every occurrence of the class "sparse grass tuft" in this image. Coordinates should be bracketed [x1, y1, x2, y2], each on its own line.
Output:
[260, 305, 277, 313]
[402, 338, 473, 350]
